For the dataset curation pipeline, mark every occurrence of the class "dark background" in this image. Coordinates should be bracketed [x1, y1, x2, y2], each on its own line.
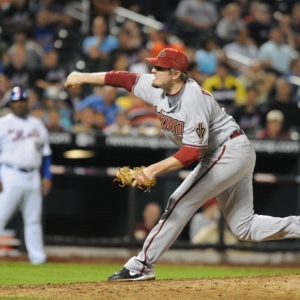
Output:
[44, 137, 300, 244]
[6, 134, 300, 248]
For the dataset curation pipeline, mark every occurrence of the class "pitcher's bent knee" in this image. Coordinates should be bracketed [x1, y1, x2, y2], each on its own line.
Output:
[230, 223, 261, 242]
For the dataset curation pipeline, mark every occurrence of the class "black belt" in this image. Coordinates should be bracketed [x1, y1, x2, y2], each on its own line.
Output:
[3, 164, 35, 173]
[230, 130, 244, 139]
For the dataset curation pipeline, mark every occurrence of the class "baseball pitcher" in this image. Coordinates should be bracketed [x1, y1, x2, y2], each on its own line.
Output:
[0, 86, 52, 265]
[65, 48, 300, 281]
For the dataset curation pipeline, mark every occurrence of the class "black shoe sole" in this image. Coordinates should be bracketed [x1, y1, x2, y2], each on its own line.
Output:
[108, 275, 156, 282]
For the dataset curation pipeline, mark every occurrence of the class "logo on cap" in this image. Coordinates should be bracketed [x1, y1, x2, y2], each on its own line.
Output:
[158, 50, 166, 57]
[10, 86, 28, 101]
[145, 48, 188, 72]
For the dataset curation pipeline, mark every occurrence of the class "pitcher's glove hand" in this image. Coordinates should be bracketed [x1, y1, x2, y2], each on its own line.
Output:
[113, 166, 157, 192]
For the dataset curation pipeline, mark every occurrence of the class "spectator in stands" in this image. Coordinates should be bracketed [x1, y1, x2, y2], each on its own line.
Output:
[32, 0, 75, 50]
[122, 20, 144, 50]
[255, 110, 289, 140]
[71, 105, 101, 134]
[7, 28, 44, 71]
[93, 108, 106, 134]
[33, 0, 75, 27]
[129, 47, 152, 75]
[265, 77, 300, 132]
[243, 1, 261, 24]
[105, 49, 129, 72]
[115, 91, 135, 111]
[290, 2, 300, 34]
[33, 10, 57, 50]
[173, 0, 218, 47]
[0, 74, 11, 117]
[121, 93, 163, 136]
[286, 57, 300, 104]
[294, 32, 300, 54]
[91, 0, 120, 20]
[72, 91, 106, 134]
[42, 86, 72, 131]
[202, 61, 247, 114]
[0, 74, 11, 109]
[257, 26, 294, 77]
[94, 86, 121, 126]
[215, 2, 245, 46]
[82, 16, 119, 71]
[31, 48, 67, 97]
[237, 60, 277, 105]
[27, 88, 41, 110]
[72, 105, 94, 133]
[3, 43, 32, 88]
[0, 35, 9, 71]
[126, 96, 158, 129]
[278, 14, 295, 48]
[103, 110, 132, 135]
[146, 25, 186, 59]
[223, 27, 258, 75]
[194, 37, 218, 76]
[186, 61, 208, 85]
[190, 197, 238, 245]
[1, 0, 35, 44]
[138, 118, 164, 136]
[29, 101, 45, 120]
[232, 85, 262, 138]
[112, 29, 140, 67]
[189, 198, 219, 243]
[64, 85, 88, 123]
[44, 107, 67, 132]
[235, 0, 249, 19]
[247, 3, 273, 47]
[134, 202, 161, 241]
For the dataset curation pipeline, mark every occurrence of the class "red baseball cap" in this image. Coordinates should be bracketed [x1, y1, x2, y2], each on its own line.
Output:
[145, 48, 188, 72]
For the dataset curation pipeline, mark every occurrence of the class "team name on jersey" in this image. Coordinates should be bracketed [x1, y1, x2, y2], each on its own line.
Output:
[154, 106, 184, 135]
[8, 128, 40, 141]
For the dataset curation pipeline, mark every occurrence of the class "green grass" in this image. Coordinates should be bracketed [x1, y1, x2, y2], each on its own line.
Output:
[0, 262, 300, 286]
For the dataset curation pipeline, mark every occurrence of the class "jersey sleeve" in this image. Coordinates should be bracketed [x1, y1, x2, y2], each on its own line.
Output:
[173, 146, 201, 167]
[131, 74, 157, 104]
[105, 72, 157, 105]
[181, 88, 212, 148]
[104, 71, 140, 92]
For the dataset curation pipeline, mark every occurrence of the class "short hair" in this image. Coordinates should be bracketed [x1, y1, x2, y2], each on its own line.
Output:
[169, 68, 190, 82]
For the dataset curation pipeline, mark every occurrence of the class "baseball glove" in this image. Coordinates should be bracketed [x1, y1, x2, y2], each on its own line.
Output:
[113, 166, 157, 192]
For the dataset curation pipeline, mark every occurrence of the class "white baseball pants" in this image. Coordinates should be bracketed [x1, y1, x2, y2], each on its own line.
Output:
[125, 135, 300, 275]
[0, 165, 46, 264]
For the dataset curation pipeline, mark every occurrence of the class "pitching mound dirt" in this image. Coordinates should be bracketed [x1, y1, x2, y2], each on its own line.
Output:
[0, 274, 299, 300]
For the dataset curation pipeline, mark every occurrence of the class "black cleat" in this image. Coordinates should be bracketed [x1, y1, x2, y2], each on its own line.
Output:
[108, 267, 156, 281]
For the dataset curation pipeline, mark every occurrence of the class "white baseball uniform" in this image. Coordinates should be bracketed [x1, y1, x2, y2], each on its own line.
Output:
[0, 113, 51, 264]
[105, 72, 300, 276]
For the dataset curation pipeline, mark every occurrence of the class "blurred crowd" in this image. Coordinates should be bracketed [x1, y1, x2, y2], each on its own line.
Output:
[1, 0, 300, 140]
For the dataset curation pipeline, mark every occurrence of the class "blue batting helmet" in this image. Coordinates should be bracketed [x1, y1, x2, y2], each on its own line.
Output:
[10, 86, 28, 101]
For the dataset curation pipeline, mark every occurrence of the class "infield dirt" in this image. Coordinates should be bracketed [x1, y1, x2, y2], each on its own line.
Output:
[0, 274, 299, 299]
[1, 256, 300, 299]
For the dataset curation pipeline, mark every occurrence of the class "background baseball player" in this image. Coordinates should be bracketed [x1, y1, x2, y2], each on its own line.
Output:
[0, 86, 52, 265]
[65, 48, 300, 281]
